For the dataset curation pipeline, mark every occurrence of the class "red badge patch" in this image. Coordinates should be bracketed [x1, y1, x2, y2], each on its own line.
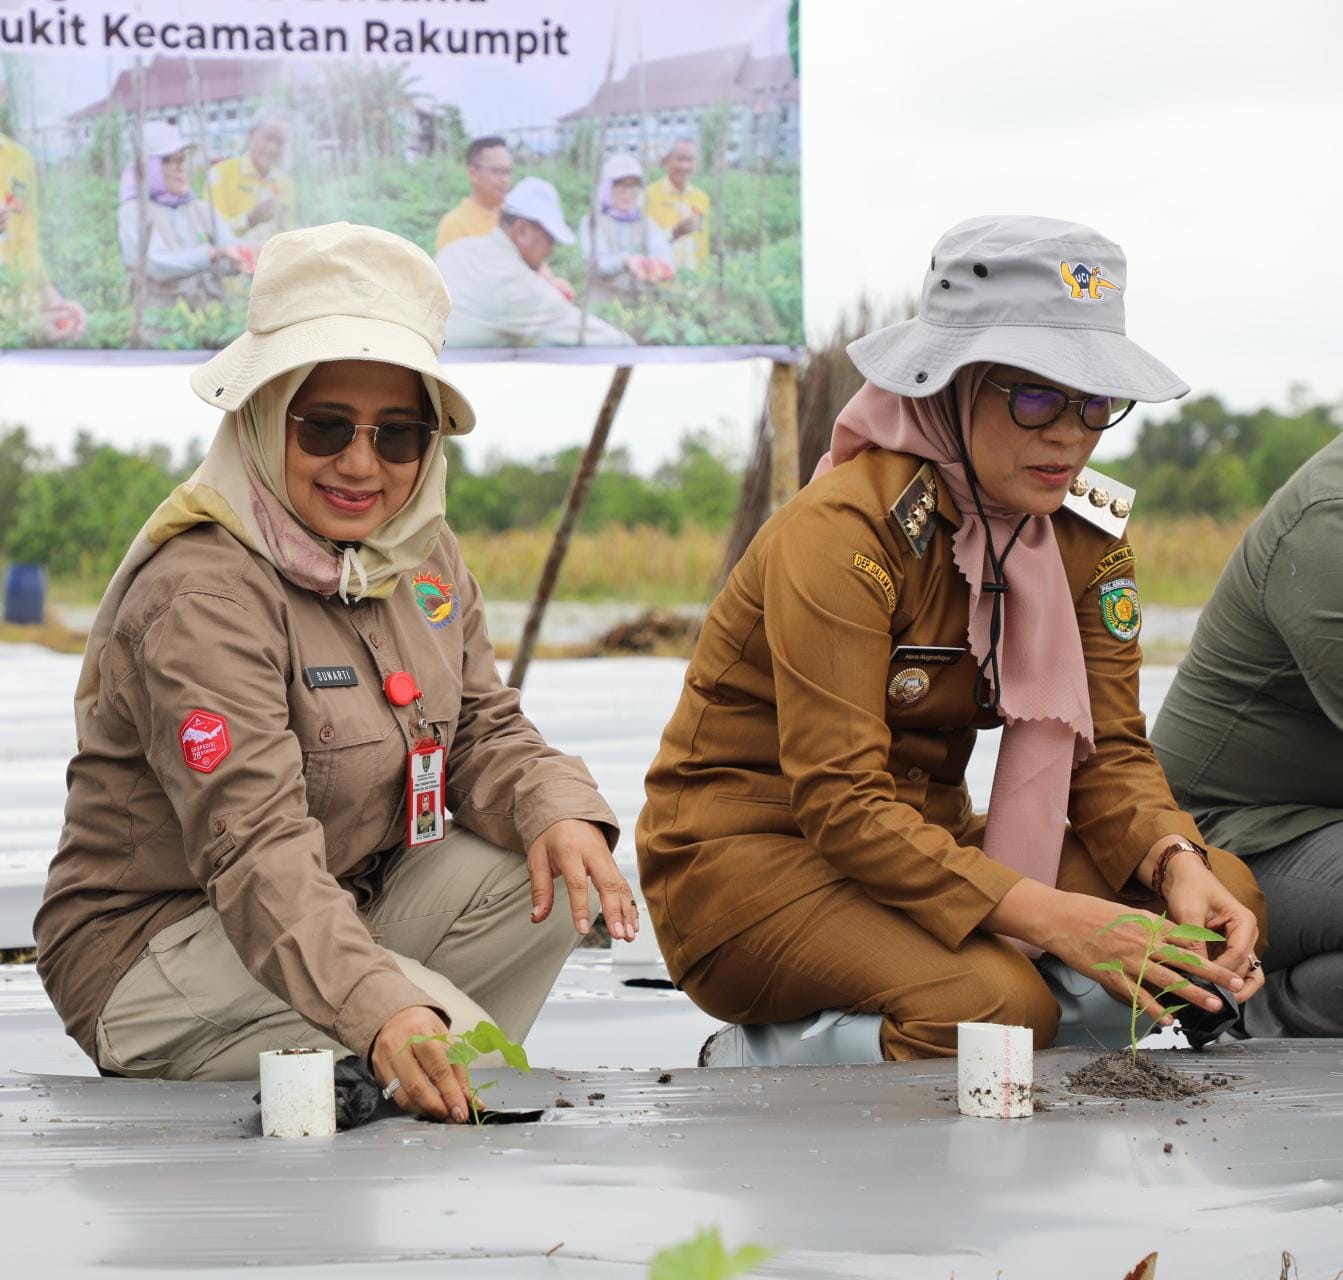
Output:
[179, 710, 232, 774]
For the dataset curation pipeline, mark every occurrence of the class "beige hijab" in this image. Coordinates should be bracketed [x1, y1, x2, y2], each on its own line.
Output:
[815, 369, 1094, 936]
[73, 365, 447, 740]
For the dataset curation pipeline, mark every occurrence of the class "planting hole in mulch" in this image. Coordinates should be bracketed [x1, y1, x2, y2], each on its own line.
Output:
[1066, 1051, 1220, 1101]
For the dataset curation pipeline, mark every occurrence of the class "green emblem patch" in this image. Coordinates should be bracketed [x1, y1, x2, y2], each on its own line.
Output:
[1099, 577, 1141, 642]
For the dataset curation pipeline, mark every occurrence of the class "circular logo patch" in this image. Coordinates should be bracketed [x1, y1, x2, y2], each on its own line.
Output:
[889, 668, 931, 704]
[1099, 577, 1141, 642]
[412, 572, 458, 628]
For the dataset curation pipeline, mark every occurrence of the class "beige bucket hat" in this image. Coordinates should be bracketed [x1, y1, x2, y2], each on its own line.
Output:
[190, 221, 476, 434]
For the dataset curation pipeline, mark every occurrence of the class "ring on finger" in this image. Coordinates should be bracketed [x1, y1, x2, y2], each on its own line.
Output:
[1248, 953, 1262, 972]
[381, 1076, 402, 1101]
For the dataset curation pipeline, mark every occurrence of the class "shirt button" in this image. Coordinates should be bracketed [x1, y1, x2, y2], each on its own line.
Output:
[212, 818, 227, 835]
[368, 632, 382, 649]
[319, 724, 335, 744]
[906, 766, 924, 782]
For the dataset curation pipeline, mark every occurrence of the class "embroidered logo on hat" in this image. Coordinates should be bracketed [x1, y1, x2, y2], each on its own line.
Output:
[1060, 261, 1120, 301]
[412, 572, 458, 628]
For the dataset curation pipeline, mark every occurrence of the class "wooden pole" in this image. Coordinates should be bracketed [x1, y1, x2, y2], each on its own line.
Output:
[768, 359, 799, 511]
[507, 366, 633, 691]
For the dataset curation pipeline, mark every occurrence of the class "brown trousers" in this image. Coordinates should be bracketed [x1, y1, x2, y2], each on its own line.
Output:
[680, 825, 1266, 1062]
[95, 824, 592, 1080]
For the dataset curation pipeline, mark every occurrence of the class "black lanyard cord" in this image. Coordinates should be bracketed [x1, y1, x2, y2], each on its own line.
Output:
[948, 384, 1030, 711]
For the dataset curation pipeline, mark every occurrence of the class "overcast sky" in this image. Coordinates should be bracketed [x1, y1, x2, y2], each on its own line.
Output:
[1, 0, 1339, 472]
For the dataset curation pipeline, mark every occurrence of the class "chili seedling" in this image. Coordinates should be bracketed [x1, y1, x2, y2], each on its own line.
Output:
[1092, 912, 1226, 1061]
[400, 1020, 531, 1124]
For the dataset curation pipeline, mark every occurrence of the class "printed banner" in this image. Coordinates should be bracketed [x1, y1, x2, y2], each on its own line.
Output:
[0, 0, 801, 361]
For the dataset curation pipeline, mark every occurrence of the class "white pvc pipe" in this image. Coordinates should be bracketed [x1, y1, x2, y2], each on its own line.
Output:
[259, 1048, 336, 1138]
[957, 1022, 1033, 1119]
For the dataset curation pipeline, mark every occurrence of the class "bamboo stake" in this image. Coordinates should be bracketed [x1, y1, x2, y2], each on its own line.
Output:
[507, 366, 633, 691]
[129, 59, 149, 348]
[768, 359, 799, 511]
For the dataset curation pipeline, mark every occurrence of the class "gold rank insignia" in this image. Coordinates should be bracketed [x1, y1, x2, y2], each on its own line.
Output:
[888, 462, 940, 559]
[1062, 465, 1136, 536]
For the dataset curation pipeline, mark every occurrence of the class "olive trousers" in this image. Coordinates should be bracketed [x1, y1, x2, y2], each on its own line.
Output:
[94, 823, 589, 1080]
[680, 825, 1266, 1062]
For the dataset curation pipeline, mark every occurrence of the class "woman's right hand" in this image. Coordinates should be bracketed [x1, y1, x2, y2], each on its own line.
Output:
[984, 881, 1245, 1025]
[371, 1005, 473, 1123]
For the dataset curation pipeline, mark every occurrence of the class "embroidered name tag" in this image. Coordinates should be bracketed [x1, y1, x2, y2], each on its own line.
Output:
[303, 665, 359, 689]
[891, 645, 965, 666]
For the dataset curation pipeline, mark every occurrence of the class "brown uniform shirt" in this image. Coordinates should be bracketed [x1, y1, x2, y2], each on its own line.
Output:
[637, 450, 1204, 983]
[36, 524, 617, 1061]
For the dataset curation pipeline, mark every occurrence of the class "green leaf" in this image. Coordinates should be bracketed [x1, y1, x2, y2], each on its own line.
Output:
[649, 1228, 776, 1280]
[1091, 961, 1125, 972]
[1166, 923, 1226, 943]
[1153, 946, 1204, 966]
[1155, 980, 1192, 998]
[1097, 913, 1157, 936]
[444, 1039, 479, 1068]
[473, 1080, 496, 1092]
[461, 1021, 532, 1073]
[1161, 1002, 1189, 1021]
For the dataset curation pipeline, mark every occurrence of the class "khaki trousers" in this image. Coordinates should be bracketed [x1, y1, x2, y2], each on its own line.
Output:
[680, 824, 1266, 1062]
[94, 823, 591, 1080]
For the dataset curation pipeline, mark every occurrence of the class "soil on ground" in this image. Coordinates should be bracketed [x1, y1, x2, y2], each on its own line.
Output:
[1066, 1050, 1218, 1101]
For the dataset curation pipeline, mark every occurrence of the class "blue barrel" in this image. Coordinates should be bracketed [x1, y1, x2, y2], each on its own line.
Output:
[3, 563, 46, 625]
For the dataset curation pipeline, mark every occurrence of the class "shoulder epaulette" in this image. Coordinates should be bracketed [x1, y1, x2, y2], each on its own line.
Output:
[1061, 465, 1135, 537]
[888, 461, 940, 558]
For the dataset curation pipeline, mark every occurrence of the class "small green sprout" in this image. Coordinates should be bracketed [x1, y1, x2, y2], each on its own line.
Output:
[399, 1020, 531, 1124]
[1092, 912, 1226, 1061]
[649, 1227, 776, 1280]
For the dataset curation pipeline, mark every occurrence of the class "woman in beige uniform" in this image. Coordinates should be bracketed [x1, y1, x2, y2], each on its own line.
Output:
[638, 215, 1266, 1063]
[36, 222, 639, 1121]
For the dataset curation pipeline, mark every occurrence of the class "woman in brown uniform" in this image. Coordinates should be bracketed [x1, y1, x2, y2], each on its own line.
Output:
[637, 215, 1266, 1062]
[37, 223, 638, 1120]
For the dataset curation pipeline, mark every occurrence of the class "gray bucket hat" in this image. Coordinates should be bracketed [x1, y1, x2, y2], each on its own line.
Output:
[849, 215, 1188, 403]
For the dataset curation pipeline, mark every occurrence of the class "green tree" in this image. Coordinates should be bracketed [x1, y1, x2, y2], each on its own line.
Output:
[0, 425, 47, 548]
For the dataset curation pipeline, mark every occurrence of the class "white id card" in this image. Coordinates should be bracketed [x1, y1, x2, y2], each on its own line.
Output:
[405, 741, 445, 847]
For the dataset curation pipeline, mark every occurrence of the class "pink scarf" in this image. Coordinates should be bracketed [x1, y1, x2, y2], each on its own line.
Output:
[814, 369, 1095, 916]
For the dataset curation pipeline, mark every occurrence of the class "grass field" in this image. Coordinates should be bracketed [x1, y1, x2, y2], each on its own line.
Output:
[27, 513, 1255, 631]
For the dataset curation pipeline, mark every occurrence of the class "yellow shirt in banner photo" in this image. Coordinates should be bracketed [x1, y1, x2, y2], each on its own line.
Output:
[0, 133, 48, 284]
[645, 176, 711, 271]
[205, 153, 295, 241]
[435, 197, 499, 252]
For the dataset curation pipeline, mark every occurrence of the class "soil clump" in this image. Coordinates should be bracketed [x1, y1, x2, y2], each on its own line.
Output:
[1066, 1050, 1215, 1101]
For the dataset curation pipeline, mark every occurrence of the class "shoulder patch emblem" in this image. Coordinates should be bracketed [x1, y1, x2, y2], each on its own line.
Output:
[888, 462, 940, 559]
[1087, 544, 1136, 589]
[179, 710, 232, 773]
[852, 553, 896, 613]
[1099, 577, 1141, 642]
[412, 572, 458, 628]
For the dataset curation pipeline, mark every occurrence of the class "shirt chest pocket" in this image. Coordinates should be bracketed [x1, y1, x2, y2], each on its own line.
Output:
[292, 689, 400, 828]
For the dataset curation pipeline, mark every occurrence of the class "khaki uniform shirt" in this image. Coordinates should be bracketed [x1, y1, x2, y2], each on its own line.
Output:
[1154, 433, 1343, 853]
[36, 524, 617, 1061]
[637, 450, 1203, 983]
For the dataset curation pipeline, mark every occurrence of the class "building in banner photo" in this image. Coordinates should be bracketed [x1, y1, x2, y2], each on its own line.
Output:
[0, 0, 800, 359]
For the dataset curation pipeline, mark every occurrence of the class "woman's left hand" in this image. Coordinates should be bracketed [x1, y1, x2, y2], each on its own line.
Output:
[1160, 855, 1265, 1002]
[526, 818, 639, 943]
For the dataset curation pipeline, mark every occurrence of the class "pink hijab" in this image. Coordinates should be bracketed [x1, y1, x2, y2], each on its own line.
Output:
[814, 367, 1095, 932]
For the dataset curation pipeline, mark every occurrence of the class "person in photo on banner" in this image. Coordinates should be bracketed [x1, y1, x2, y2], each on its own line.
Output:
[0, 60, 85, 343]
[637, 215, 1267, 1064]
[35, 222, 639, 1124]
[645, 138, 712, 273]
[435, 135, 513, 252]
[205, 109, 296, 245]
[117, 121, 252, 338]
[1151, 434, 1343, 1040]
[438, 176, 632, 348]
[579, 151, 675, 306]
